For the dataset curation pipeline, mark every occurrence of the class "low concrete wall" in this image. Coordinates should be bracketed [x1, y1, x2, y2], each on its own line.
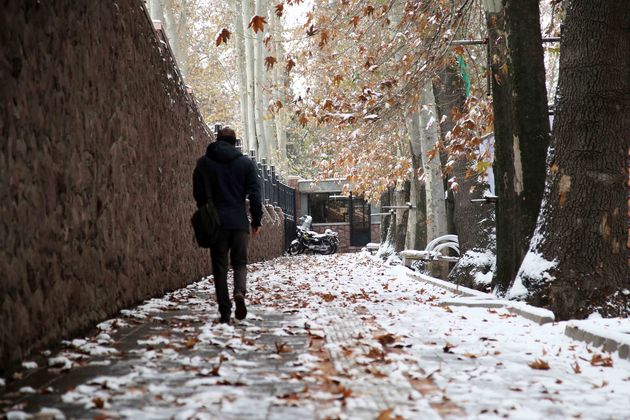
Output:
[0, 0, 284, 370]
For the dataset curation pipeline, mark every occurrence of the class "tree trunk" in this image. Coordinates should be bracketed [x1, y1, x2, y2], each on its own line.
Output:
[163, 1, 188, 78]
[433, 65, 496, 290]
[513, 0, 630, 319]
[242, 0, 258, 156]
[419, 82, 448, 242]
[150, 0, 165, 22]
[253, 0, 268, 160]
[491, 0, 551, 293]
[233, 0, 250, 150]
[271, 10, 288, 165]
[406, 112, 428, 250]
[380, 189, 392, 244]
[394, 180, 410, 252]
[484, 3, 518, 293]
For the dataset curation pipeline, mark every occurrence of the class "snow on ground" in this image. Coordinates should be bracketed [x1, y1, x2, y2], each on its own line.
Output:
[250, 253, 630, 419]
[2, 253, 629, 419]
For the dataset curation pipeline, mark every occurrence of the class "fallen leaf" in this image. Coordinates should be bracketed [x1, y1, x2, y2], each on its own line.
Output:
[210, 355, 225, 376]
[93, 397, 105, 409]
[528, 359, 550, 370]
[320, 292, 336, 302]
[375, 333, 396, 346]
[275, 341, 293, 353]
[590, 353, 613, 367]
[377, 408, 403, 420]
[572, 360, 582, 374]
[184, 336, 199, 349]
[443, 342, 455, 354]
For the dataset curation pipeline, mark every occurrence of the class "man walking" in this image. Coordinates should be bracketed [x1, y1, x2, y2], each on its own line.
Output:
[193, 127, 262, 324]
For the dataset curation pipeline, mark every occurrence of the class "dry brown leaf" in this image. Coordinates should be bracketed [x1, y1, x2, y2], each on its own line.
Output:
[337, 385, 352, 399]
[528, 359, 550, 370]
[184, 336, 200, 349]
[215, 28, 231, 47]
[92, 397, 105, 409]
[572, 360, 582, 374]
[377, 408, 403, 420]
[274, 3, 284, 17]
[442, 342, 456, 353]
[375, 333, 396, 346]
[320, 292, 336, 302]
[590, 353, 613, 367]
[275, 341, 293, 353]
[248, 15, 267, 33]
[319, 30, 330, 48]
[264, 56, 277, 71]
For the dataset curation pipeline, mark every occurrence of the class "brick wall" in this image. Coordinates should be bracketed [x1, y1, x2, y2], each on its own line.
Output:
[370, 223, 381, 243]
[0, 0, 284, 370]
[312, 224, 351, 252]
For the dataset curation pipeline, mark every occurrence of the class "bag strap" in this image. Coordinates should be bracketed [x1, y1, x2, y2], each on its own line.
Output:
[199, 159, 214, 205]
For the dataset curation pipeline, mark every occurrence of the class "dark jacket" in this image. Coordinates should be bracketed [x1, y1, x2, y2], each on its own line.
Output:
[193, 140, 263, 231]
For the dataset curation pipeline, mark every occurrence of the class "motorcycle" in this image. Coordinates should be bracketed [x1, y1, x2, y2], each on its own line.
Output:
[287, 215, 339, 255]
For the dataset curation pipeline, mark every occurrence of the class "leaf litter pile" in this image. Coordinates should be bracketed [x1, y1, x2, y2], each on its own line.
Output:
[2, 253, 630, 419]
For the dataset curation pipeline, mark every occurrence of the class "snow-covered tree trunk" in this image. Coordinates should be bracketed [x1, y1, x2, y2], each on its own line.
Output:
[232, 0, 250, 149]
[406, 112, 427, 250]
[419, 82, 448, 242]
[512, 0, 630, 320]
[433, 65, 496, 290]
[253, 0, 268, 160]
[489, 0, 550, 293]
[242, 0, 257, 155]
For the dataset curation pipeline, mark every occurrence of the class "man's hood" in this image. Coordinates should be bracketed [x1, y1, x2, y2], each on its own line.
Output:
[206, 140, 242, 163]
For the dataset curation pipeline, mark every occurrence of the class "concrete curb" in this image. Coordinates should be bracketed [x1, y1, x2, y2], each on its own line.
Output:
[405, 270, 557, 325]
[404, 268, 630, 359]
[565, 324, 630, 361]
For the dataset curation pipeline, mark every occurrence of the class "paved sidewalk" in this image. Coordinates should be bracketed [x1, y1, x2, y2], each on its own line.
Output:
[2, 253, 629, 419]
[0, 261, 444, 419]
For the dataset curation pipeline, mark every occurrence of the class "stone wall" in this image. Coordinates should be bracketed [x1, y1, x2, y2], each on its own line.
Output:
[249, 206, 286, 262]
[0, 0, 284, 370]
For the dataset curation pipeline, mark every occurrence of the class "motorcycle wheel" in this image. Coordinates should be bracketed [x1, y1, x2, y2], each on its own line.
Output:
[318, 241, 335, 255]
[287, 242, 303, 256]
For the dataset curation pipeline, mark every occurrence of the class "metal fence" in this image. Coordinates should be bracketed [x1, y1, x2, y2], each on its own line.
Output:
[248, 151, 297, 249]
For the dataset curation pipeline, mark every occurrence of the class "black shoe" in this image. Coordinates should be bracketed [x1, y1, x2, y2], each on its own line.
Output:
[234, 294, 247, 320]
[219, 313, 231, 324]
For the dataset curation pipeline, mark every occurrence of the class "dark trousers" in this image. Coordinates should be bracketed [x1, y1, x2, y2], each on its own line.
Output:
[210, 229, 249, 316]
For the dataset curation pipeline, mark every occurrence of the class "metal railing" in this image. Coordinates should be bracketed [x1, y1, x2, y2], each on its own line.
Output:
[248, 150, 296, 222]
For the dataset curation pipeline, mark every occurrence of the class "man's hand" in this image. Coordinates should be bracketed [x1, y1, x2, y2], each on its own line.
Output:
[251, 226, 261, 237]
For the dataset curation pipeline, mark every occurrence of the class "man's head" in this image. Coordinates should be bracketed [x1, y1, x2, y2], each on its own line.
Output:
[217, 127, 237, 145]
